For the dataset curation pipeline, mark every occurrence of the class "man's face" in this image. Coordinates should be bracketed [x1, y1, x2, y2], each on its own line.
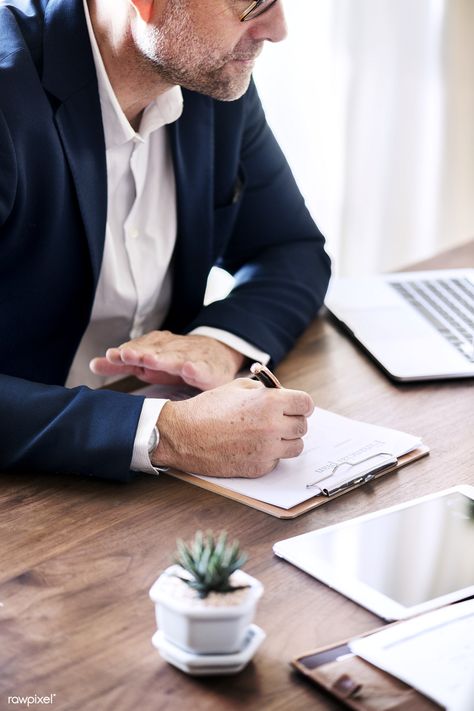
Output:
[132, 0, 287, 101]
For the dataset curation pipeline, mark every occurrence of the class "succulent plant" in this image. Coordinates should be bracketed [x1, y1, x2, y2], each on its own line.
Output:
[174, 530, 248, 599]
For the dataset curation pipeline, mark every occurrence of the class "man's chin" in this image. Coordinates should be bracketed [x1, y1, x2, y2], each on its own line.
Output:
[176, 64, 253, 101]
[205, 69, 253, 102]
[215, 83, 251, 102]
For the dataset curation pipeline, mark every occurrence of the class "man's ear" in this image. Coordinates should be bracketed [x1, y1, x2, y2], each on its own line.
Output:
[128, 0, 154, 22]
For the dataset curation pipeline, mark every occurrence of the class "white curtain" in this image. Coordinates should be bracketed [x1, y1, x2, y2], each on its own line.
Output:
[254, 0, 474, 276]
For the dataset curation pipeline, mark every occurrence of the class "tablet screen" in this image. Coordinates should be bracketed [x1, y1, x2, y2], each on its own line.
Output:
[274, 488, 474, 618]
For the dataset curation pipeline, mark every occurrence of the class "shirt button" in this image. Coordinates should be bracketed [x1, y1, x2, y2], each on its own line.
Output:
[129, 227, 139, 239]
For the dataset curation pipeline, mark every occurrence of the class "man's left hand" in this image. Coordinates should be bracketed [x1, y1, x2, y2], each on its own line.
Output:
[89, 331, 245, 390]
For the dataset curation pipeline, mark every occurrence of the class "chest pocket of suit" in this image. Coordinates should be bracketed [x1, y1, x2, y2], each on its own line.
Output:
[213, 166, 247, 260]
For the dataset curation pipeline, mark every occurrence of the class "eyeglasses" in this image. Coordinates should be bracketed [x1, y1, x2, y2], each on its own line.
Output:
[240, 0, 279, 22]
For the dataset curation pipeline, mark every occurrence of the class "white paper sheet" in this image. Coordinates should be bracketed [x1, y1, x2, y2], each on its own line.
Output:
[193, 408, 421, 509]
[349, 599, 474, 709]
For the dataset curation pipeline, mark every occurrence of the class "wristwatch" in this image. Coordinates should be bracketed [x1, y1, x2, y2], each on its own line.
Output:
[147, 426, 169, 472]
[148, 426, 159, 457]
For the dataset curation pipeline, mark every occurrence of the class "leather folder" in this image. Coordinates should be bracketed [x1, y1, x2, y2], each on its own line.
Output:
[292, 628, 443, 710]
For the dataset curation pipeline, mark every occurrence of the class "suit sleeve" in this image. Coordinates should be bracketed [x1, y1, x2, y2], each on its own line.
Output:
[0, 108, 142, 480]
[0, 374, 144, 480]
[186, 80, 331, 365]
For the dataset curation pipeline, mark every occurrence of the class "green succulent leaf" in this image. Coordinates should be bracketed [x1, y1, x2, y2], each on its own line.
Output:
[173, 530, 249, 599]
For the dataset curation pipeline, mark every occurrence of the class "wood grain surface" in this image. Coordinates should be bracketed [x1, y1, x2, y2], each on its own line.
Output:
[1, 241, 473, 711]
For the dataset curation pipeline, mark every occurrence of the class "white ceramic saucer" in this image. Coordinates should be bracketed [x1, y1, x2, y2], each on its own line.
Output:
[151, 624, 266, 676]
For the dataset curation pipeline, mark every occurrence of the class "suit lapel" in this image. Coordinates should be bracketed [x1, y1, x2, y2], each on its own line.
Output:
[41, 0, 107, 285]
[167, 91, 214, 330]
[40, 1, 214, 306]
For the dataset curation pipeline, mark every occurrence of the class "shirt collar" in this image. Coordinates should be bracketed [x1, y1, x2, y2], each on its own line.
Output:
[82, 0, 183, 149]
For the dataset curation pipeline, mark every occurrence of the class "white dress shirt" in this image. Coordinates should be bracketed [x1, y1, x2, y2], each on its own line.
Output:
[66, 1, 269, 474]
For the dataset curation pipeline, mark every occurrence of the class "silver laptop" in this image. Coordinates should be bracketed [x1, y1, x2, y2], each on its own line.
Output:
[325, 268, 474, 381]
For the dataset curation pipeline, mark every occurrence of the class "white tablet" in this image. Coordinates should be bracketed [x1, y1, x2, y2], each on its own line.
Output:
[273, 486, 474, 620]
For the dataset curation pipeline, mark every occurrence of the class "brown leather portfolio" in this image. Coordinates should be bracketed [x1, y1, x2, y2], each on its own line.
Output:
[292, 632, 443, 710]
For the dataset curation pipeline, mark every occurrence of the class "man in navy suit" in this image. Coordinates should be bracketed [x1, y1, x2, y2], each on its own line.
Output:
[0, 0, 330, 480]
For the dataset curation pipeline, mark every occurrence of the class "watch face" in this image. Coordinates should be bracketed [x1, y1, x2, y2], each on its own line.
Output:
[148, 427, 158, 455]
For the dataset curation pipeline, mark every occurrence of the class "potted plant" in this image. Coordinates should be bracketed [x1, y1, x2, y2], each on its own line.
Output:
[149, 531, 263, 655]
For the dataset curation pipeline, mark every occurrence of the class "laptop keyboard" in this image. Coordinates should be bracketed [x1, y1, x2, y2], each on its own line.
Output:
[389, 277, 474, 362]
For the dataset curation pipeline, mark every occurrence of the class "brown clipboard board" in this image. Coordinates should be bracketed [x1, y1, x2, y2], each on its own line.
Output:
[164, 445, 430, 519]
[291, 621, 443, 710]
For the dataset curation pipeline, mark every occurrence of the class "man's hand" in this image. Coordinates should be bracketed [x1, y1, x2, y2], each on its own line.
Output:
[152, 378, 315, 478]
[89, 331, 245, 390]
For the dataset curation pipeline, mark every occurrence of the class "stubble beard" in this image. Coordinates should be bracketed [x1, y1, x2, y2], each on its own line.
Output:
[132, 1, 261, 101]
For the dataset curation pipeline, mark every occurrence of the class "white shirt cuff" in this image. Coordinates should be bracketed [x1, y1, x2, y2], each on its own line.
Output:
[131, 397, 169, 475]
[190, 327, 270, 366]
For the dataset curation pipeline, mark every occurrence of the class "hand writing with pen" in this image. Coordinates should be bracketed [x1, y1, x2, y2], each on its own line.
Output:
[90, 330, 314, 478]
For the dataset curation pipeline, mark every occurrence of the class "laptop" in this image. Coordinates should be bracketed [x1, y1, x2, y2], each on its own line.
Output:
[324, 268, 474, 381]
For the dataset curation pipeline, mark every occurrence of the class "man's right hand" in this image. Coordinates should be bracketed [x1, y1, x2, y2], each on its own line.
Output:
[151, 378, 314, 478]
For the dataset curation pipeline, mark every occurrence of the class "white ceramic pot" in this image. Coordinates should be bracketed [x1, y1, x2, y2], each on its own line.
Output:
[149, 565, 264, 654]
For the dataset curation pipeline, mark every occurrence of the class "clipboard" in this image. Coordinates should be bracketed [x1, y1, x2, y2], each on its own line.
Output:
[165, 445, 429, 519]
[291, 625, 443, 710]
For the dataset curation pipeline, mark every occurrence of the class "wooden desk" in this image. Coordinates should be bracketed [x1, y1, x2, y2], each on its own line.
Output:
[1, 243, 473, 710]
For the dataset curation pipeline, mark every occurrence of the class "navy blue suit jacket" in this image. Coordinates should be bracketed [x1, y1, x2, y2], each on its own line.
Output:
[0, 0, 330, 480]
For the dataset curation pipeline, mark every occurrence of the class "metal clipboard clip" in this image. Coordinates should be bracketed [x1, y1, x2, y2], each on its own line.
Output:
[306, 452, 398, 497]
